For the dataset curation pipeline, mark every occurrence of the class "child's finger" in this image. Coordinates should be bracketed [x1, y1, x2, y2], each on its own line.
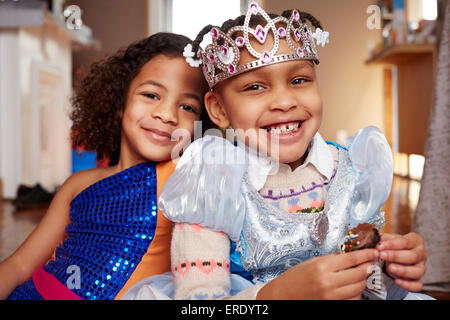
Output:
[386, 262, 426, 280]
[345, 295, 363, 300]
[379, 233, 400, 242]
[379, 248, 423, 264]
[334, 261, 374, 287]
[378, 232, 424, 251]
[394, 278, 423, 292]
[333, 249, 378, 271]
[334, 279, 367, 300]
[377, 235, 414, 251]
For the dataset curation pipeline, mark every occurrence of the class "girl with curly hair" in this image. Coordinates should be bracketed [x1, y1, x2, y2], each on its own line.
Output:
[0, 32, 208, 300]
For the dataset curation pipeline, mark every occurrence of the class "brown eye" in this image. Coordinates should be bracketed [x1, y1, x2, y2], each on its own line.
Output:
[179, 105, 197, 114]
[142, 93, 159, 100]
[292, 78, 308, 85]
[244, 84, 264, 91]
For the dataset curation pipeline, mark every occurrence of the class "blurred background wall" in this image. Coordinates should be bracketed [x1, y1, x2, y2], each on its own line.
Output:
[67, 0, 148, 74]
[2, 0, 442, 198]
[0, 0, 74, 197]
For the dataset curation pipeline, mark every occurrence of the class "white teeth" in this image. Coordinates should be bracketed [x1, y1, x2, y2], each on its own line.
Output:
[266, 122, 300, 134]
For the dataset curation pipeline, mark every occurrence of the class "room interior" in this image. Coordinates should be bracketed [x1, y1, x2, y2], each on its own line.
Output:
[0, 0, 448, 299]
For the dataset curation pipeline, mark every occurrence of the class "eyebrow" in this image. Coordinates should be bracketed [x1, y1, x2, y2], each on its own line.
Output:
[183, 92, 202, 104]
[137, 80, 166, 90]
[298, 61, 315, 69]
[137, 80, 202, 104]
[284, 60, 315, 72]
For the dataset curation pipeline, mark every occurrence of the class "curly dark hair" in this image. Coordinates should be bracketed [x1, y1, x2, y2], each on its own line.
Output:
[70, 32, 210, 166]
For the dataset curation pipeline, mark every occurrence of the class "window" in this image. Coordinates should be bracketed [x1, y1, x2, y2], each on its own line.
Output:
[408, 154, 425, 180]
[148, 1, 267, 40]
[407, 0, 438, 22]
[171, 0, 243, 40]
[393, 152, 425, 181]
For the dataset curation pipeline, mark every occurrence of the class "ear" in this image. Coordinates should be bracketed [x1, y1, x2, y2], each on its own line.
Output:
[204, 91, 230, 129]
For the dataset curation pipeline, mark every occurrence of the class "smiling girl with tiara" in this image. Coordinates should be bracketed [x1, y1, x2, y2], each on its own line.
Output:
[123, 3, 430, 300]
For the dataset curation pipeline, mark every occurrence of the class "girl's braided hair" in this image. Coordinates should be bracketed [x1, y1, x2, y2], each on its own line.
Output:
[70, 32, 209, 166]
[190, 9, 322, 58]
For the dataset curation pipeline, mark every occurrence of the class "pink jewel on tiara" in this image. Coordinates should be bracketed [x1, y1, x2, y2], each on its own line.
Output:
[255, 25, 267, 43]
[307, 32, 312, 40]
[211, 27, 219, 39]
[297, 48, 304, 58]
[250, 2, 259, 13]
[293, 9, 300, 21]
[218, 46, 235, 65]
[278, 27, 286, 38]
[228, 64, 235, 74]
[221, 46, 228, 56]
[208, 53, 215, 62]
[294, 29, 301, 41]
[235, 36, 245, 47]
[262, 51, 271, 64]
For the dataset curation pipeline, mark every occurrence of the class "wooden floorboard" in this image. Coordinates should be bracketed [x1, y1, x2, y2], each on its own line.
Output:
[0, 200, 46, 262]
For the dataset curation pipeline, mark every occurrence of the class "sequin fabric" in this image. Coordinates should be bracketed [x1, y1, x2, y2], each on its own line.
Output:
[8, 161, 158, 300]
[7, 278, 44, 300]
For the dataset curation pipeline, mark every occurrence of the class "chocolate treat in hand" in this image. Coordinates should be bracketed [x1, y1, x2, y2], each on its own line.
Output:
[340, 223, 380, 253]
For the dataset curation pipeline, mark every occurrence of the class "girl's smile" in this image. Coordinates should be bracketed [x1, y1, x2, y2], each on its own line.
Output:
[142, 127, 173, 143]
[263, 119, 305, 143]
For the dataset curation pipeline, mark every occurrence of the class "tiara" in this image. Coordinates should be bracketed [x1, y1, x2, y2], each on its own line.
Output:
[183, 2, 330, 88]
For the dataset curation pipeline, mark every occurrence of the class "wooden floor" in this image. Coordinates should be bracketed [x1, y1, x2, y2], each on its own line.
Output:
[0, 175, 448, 299]
[0, 201, 46, 262]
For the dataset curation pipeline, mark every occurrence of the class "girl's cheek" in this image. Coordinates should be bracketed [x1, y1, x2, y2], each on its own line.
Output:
[180, 119, 195, 140]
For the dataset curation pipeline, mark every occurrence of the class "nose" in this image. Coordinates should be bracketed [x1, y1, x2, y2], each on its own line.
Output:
[151, 101, 178, 125]
[268, 85, 297, 112]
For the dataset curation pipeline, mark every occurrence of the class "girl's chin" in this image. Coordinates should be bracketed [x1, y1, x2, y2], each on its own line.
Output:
[136, 144, 173, 163]
[265, 145, 308, 165]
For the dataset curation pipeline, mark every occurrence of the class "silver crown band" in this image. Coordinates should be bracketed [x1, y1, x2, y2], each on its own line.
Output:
[213, 53, 301, 84]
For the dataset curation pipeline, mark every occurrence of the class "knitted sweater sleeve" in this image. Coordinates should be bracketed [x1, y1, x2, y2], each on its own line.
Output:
[171, 222, 231, 299]
[171, 223, 264, 300]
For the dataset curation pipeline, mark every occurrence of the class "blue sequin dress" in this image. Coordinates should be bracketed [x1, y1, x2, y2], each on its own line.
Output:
[7, 161, 159, 300]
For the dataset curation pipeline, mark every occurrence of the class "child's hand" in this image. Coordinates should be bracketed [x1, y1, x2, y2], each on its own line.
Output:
[256, 249, 378, 300]
[376, 233, 427, 292]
